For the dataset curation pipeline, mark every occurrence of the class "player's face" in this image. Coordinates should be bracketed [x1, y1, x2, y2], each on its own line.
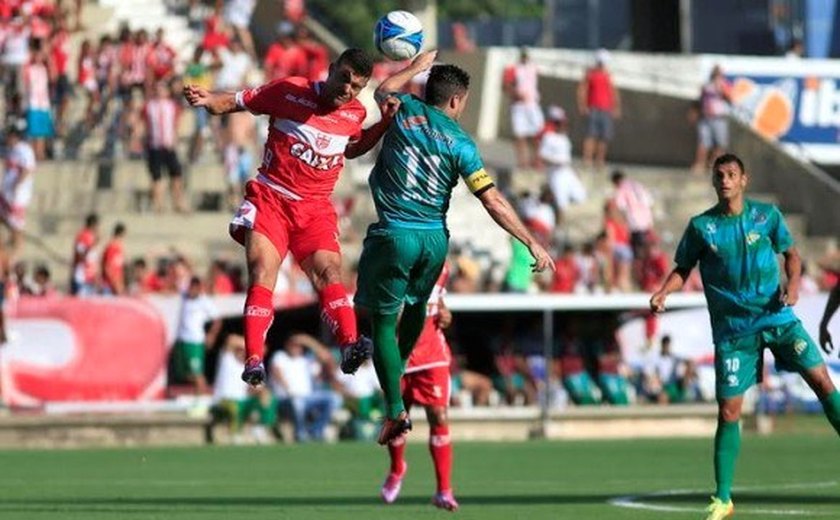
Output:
[322, 64, 369, 107]
[712, 161, 747, 201]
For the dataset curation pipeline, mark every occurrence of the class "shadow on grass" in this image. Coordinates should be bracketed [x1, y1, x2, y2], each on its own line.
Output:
[1, 492, 839, 511]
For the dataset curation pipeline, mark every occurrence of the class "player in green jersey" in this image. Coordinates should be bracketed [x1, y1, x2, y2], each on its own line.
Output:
[650, 153, 840, 520]
[354, 52, 554, 446]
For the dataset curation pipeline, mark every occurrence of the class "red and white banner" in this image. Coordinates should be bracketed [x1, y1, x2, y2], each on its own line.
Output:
[0, 297, 168, 407]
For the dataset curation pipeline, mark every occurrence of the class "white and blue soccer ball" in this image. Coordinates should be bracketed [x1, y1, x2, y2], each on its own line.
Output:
[374, 10, 424, 61]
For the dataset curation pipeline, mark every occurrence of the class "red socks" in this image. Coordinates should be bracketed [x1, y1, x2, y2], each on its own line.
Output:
[429, 424, 453, 493]
[388, 435, 406, 475]
[318, 283, 357, 346]
[243, 284, 274, 360]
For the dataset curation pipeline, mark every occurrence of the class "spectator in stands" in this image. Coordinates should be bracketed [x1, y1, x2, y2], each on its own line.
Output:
[596, 339, 630, 405]
[504, 236, 534, 293]
[70, 213, 98, 296]
[49, 17, 71, 137]
[184, 46, 215, 164]
[269, 333, 339, 442]
[518, 189, 556, 247]
[200, 8, 230, 53]
[223, 144, 253, 210]
[22, 40, 53, 160]
[296, 25, 329, 81]
[144, 81, 186, 213]
[559, 336, 598, 405]
[593, 231, 613, 292]
[635, 232, 669, 345]
[146, 28, 177, 85]
[207, 334, 275, 444]
[611, 170, 654, 257]
[222, 0, 256, 59]
[101, 222, 126, 295]
[171, 276, 221, 394]
[95, 34, 118, 112]
[335, 358, 383, 439]
[0, 126, 36, 256]
[451, 22, 476, 53]
[539, 106, 586, 215]
[503, 48, 543, 168]
[578, 49, 620, 172]
[128, 257, 162, 295]
[576, 241, 599, 293]
[1, 10, 31, 106]
[207, 258, 235, 295]
[551, 244, 581, 294]
[641, 335, 689, 404]
[603, 201, 633, 292]
[263, 22, 307, 82]
[77, 38, 99, 129]
[31, 263, 54, 296]
[213, 36, 252, 92]
[693, 65, 731, 173]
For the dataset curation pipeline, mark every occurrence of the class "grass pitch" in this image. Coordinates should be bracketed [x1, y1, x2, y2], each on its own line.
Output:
[0, 417, 838, 519]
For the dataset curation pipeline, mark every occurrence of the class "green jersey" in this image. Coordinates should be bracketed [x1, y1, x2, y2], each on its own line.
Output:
[674, 199, 796, 343]
[369, 93, 493, 229]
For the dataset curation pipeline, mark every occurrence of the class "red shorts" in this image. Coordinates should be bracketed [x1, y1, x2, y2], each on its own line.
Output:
[229, 180, 340, 261]
[402, 365, 451, 408]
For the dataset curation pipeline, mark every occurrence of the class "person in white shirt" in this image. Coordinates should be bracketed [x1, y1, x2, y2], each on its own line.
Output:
[172, 276, 221, 393]
[539, 106, 586, 214]
[503, 48, 544, 168]
[270, 333, 339, 442]
[0, 127, 36, 256]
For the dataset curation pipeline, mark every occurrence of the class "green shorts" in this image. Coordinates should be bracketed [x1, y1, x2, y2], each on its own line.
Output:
[563, 372, 599, 405]
[598, 373, 630, 405]
[171, 340, 206, 383]
[354, 224, 448, 314]
[716, 320, 824, 399]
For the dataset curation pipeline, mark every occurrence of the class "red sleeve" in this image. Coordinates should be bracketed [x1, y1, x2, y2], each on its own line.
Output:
[502, 66, 515, 85]
[238, 78, 291, 117]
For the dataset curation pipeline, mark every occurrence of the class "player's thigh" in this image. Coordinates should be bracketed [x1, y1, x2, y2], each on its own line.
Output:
[288, 199, 340, 262]
[230, 182, 290, 262]
[715, 334, 762, 399]
[355, 227, 420, 314]
[404, 367, 450, 410]
[405, 230, 448, 307]
[767, 321, 824, 375]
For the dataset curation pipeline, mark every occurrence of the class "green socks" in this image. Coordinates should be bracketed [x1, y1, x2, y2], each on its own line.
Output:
[714, 420, 741, 502]
[371, 312, 405, 419]
[397, 303, 426, 362]
[820, 389, 840, 436]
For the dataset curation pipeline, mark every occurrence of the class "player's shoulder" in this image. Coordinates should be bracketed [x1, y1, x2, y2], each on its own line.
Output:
[335, 97, 366, 125]
[745, 198, 781, 217]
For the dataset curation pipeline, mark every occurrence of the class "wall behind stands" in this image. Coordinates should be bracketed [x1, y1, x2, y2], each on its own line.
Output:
[730, 120, 840, 237]
[495, 77, 696, 167]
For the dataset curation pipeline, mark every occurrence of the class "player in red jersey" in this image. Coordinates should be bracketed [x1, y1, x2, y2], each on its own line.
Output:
[380, 265, 459, 511]
[184, 49, 406, 385]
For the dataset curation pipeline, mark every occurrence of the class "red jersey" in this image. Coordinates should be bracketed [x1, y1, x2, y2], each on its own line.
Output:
[72, 228, 97, 284]
[236, 77, 366, 200]
[585, 68, 614, 111]
[101, 239, 125, 292]
[263, 43, 307, 82]
[405, 266, 451, 374]
[638, 250, 669, 292]
[551, 255, 580, 293]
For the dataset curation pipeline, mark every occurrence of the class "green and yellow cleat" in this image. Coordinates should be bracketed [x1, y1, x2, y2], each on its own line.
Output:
[704, 496, 734, 520]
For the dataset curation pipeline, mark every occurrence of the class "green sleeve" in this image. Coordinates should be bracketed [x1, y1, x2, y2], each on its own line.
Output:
[674, 220, 703, 271]
[770, 206, 794, 253]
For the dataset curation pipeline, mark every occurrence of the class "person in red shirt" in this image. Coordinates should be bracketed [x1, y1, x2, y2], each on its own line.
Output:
[634, 232, 669, 344]
[207, 259, 234, 295]
[296, 26, 329, 82]
[603, 200, 632, 292]
[551, 244, 580, 293]
[380, 266, 459, 511]
[263, 24, 307, 82]
[146, 28, 177, 84]
[183, 48, 405, 386]
[101, 222, 126, 295]
[70, 213, 98, 296]
[577, 49, 621, 171]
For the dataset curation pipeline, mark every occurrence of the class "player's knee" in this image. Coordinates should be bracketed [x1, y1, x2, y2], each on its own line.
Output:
[718, 404, 742, 423]
[427, 406, 448, 427]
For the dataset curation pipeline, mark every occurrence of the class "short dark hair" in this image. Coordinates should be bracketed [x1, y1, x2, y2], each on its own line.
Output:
[85, 213, 99, 227]
[425, 64, 470, 107]
[610, 170, 625, 184]
[335, 48, 373, 78]
[712, 153, 744, 174]
[114, 222, 126, 236]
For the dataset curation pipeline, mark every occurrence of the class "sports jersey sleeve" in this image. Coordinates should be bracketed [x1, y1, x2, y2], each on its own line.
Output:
[456, 140, 493, 196]
[674, 220, 703, 271]
[236, 78, 289, 117]
[769, 205, 794, 253]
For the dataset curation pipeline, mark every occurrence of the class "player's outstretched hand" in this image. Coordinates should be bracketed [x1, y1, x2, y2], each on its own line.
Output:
[529, 243, 555, 273]
[820, 324, 834, 355]
[183, 84, 210, 107]
[412, 50, 437, 72]
[650, 291, 667, 313]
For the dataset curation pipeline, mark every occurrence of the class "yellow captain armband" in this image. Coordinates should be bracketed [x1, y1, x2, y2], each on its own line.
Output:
[464, 168, 494, 195]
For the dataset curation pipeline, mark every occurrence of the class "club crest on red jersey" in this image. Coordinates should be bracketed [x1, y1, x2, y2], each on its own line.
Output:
[315, 133, 332, 150]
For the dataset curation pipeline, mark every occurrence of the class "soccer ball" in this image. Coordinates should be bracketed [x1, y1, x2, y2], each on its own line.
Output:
[374, 10, 424, 61]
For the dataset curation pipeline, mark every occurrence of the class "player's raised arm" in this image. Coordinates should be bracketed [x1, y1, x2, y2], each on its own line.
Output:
[476, 186, 554, 273]
[374, 50, 437, 102]
[182, 84, 244, 115]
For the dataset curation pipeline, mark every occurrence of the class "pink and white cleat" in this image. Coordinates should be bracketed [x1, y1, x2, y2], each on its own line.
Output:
[380, 462, 407, 504]
[432, 490, 459, 512]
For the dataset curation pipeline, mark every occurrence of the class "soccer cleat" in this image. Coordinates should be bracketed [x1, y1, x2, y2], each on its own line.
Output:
[377, 411, 412, 446]
[704, 496, 734, 520]
[241, 355, 266, 386]
[340, 335, 373, 374]
[432, 490, 459, 512]
[380, 461, 407, 504]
